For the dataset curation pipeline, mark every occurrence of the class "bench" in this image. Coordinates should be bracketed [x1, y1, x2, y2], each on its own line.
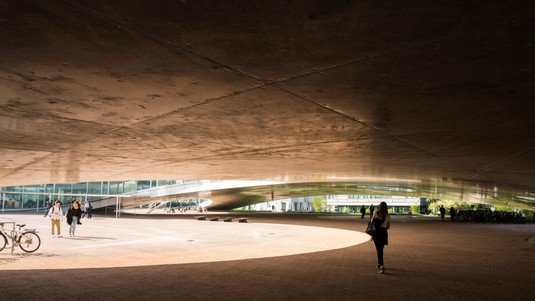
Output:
[223, 217, 234, 222]
[195, 216, 206, 221]
[209, 216, 219, 221]
[238, 217, 248, 223]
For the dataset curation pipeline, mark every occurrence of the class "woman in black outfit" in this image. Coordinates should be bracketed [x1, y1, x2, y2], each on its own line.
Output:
[372, 201, 391, 274]
[66, 200, 83, 237]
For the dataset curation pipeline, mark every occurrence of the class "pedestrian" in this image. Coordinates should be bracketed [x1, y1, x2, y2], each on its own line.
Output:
[48, 200, 64, 238]
[360, 205, 366, 219]
[66, 200, 82, 237]
[43, 198, 52, 217]
[371, 201, 391, 274]
[449, 206, 456, 222]
[369, 204, 375, 219]
[440, 205, 446, 221]
[82, 200, 93, 219]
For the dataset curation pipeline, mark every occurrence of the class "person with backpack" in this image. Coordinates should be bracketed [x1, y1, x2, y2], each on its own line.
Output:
[43, 198, 52, 217]
[82, 200, 93, 219]
[48, 200, 64, 238]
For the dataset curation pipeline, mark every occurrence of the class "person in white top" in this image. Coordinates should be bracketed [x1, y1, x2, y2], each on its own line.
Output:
[48, 200, 64, 238]
[372, 201, 391, 274]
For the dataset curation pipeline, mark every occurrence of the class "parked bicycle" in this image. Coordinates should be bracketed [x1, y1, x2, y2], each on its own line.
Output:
[0, 222, 41, 253]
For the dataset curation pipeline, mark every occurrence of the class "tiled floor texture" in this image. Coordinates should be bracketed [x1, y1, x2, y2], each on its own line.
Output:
[1, 212, 533, 301]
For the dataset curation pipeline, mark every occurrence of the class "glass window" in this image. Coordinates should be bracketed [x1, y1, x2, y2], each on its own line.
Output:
[7, 194, 22, 209]
[157, 180, 170, 187]
[45, 184, 54, 193]
[23, 185, 46, 193]
[109, 181, 122, 194]
[136, 181, 151, 191]
[23, 194, 38, 208]
[101, 182, 109, 195]
[72, 182, 88, 196]
[88, 182, 102, 195]
[35, 194, 47, 209]
[123, 181, 138, 193]
[55, 183, 72, 194]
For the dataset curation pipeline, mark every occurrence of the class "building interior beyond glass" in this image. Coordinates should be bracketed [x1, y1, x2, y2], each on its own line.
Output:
[0, 180, 189, 210]
[1, 180, 425, 215]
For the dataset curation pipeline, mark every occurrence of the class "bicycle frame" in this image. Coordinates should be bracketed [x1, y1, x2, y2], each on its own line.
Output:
[0, 222, 39, 253]
[0, 221, 16, 253]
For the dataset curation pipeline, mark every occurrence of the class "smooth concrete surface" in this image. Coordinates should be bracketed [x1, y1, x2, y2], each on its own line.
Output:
[1, 212, 534, 301]
[1, 1, 535, 209]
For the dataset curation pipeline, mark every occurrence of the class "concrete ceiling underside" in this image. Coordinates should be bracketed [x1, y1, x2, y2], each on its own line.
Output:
[1, 0, 534, 209]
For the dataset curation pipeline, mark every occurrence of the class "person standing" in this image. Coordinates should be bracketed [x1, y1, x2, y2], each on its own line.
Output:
[48, 200, 64, 238]
[82, 201, 93, 219]
[372, 201, 391, 274]
[449, 206, 456, 222]
[360, 205, 366, 219]
[369, 204, 375, 219]
[440, 205, 446, 221]
[66, 200, 83, 237]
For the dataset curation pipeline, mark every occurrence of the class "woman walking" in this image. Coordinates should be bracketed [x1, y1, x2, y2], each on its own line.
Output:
[372, 201, 391, 274]
[66, 200, 83, 237]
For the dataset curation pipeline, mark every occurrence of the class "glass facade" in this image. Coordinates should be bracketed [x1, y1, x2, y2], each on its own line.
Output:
[2, 180, 424, 214]
[0, 180, 189, 211]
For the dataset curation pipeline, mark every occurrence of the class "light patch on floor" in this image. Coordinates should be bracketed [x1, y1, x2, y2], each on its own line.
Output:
[0, 213, 369, 270]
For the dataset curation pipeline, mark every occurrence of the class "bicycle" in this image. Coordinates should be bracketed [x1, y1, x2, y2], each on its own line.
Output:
[0, 222, 41, 253]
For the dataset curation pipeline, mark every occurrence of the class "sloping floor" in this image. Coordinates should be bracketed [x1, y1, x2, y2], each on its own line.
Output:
[0, 212, 533, 301]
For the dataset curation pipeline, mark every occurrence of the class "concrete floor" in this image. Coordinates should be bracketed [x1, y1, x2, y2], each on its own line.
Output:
[1, 212, 534, 301]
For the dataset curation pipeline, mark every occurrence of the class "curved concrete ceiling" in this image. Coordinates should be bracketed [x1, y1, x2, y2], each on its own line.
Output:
[1, 1, 534, 209]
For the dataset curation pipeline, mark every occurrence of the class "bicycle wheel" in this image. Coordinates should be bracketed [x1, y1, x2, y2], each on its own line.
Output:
[18, 232, 41, 253]
[0, 232, 7, 252]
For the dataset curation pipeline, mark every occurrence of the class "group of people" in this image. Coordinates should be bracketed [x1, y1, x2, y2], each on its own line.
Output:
[45, 199, 93, 238]
[439, 205, 527, 223]
[359, 204, 375, 219]
[45, 198, 391, 274]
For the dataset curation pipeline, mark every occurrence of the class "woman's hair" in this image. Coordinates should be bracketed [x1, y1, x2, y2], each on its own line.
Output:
[378, 201, 388, 220]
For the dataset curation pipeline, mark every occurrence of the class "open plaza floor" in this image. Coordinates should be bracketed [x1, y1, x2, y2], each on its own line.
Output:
[1, 212, 534, 301]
